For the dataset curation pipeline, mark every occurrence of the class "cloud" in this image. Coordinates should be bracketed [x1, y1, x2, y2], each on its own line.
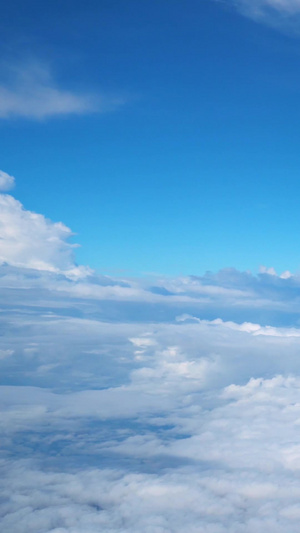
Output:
[3, 183, 300, 313]
[0, 186, 90, 277]
[218, 0, 300, 28]
[0, 170, 15, 191]
[3, 375, 300, 531]
[0, 63, 122, 119]
[239, 0, 300, 15]
[4, 179, 300, 530]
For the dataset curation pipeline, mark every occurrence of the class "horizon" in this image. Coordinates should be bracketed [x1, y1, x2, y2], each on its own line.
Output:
[3, 1, 300, 532]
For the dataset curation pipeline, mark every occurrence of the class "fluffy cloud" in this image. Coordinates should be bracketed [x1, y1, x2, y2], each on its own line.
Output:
[0, 186, 90, 277]
[0, 63, 123, 120]
[3, 182, 300, 530]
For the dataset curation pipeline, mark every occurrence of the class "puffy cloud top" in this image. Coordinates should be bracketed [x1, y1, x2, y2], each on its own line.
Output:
[0, 189, 89, 277]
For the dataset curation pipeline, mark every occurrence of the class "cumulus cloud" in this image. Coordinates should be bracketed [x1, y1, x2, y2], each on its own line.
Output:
[4, 181, 300, 530]
[0, 185, 90, 277]
[0, 63, 122, 119]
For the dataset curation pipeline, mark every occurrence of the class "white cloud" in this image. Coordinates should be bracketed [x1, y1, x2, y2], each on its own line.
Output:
[246, 0, 300, 14]
[0, 170, 15, 191]
[0, 63, 122, 120]
[2, 186, 300, 310]
[4, 179, 300, 530]
[260, 265, 277, 275]
[3, 374, 300, 531]
[0, 191, 90, 277]
[260, 266, 292, 279]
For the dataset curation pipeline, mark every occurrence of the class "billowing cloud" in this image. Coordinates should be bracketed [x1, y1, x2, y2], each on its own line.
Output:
[0, 185, 90, 277]
[0, 63, 123, 119]
[3, 181, 300, 530]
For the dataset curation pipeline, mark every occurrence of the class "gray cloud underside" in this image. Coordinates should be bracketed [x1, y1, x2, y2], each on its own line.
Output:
[2, 262, 300, 531]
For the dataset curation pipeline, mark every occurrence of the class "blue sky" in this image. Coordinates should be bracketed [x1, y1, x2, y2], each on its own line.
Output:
[5, 3, 300, 531]
[2, 0, 300, 275]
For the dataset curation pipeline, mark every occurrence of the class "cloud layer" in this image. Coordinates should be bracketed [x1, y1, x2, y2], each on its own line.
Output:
[2, 179, 300, 531]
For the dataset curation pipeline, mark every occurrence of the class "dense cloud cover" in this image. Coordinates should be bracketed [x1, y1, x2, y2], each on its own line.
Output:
[2, 184, 300, 531]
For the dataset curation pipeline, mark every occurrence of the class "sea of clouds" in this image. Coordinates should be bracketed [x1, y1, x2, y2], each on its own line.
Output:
[2, 171, 300, 532]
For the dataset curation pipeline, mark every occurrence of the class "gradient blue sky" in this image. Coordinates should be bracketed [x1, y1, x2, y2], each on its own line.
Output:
[5, 4, 300, 530]
[1, 0, 300, 275]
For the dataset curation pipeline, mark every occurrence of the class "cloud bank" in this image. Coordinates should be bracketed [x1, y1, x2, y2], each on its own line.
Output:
[2, 175, 300, 531]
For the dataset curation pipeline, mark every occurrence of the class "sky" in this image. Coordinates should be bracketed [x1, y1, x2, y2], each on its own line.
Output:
[4, 1, 300, 532]
[2, 0, 300, 275]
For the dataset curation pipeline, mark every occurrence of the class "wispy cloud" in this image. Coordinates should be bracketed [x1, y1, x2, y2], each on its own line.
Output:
[238, 0, 300, 15]
[0, 63, 123, 120]
[219, 0, 300, 28]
